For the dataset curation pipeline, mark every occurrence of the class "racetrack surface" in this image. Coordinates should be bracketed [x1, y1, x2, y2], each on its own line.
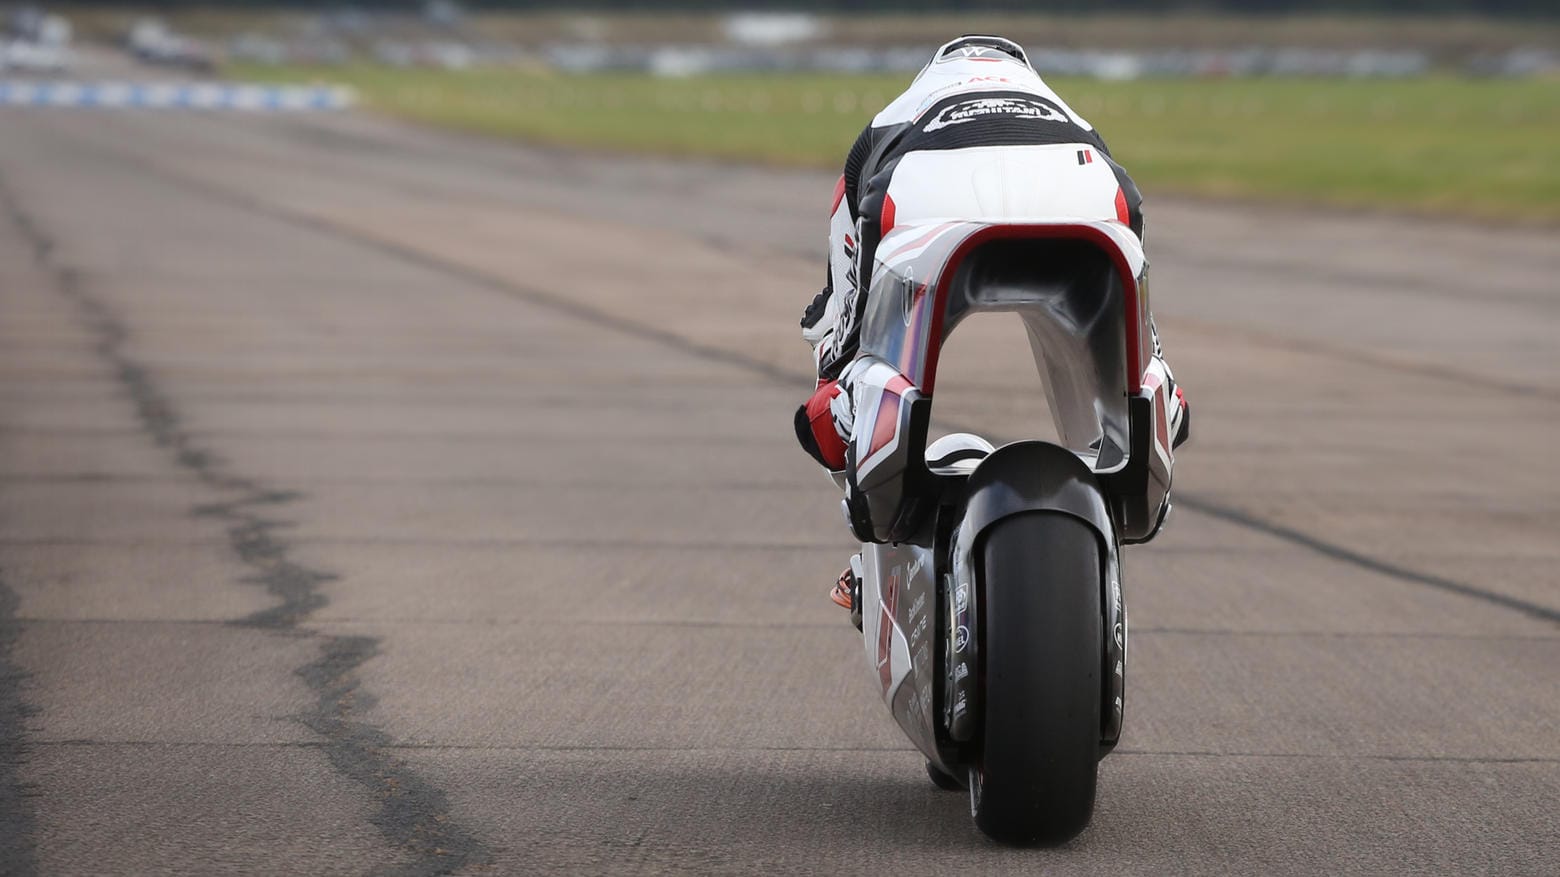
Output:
[0, 107, 1555, 875]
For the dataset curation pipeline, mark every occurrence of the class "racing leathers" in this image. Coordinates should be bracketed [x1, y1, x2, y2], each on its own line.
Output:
[794, 36, 1187, 499]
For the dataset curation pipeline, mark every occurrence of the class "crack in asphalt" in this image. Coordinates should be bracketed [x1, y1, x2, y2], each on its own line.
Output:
[0, 172, 492, 876]
[1166, 315, 1560, 404]
[1174, 495, 1560, 626]
[0, 572, 39, 877]
[20, 737, 1560, 764]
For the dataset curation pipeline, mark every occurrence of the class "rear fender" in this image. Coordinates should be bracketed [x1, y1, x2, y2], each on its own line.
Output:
[956, 442, 1114, 549]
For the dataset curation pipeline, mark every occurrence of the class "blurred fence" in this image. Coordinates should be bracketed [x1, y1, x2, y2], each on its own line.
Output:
[0, 80, 354, 109]
[543, 44, 1448, 79]
[227, 38, 1558, 80]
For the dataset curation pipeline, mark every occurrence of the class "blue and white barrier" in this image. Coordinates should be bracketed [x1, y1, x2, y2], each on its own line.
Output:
[0, 81, 355, 110]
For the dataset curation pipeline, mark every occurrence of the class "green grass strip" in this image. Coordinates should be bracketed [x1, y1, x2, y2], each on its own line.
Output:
[241, 65, 1560, 222]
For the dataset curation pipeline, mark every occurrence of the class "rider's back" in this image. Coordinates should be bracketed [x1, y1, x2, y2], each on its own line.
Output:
[844, 43, 1141, 236]
[813, 39, 1145, 380]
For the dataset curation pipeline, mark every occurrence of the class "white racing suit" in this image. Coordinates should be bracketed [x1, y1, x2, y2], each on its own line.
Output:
[795, 41, 1187, 514]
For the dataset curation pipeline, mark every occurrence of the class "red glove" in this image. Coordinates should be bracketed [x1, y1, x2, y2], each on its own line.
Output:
[794, 380, 849, 471]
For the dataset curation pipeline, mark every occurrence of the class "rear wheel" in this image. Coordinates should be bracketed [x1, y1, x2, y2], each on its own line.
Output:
[970, 513, 1103, 845]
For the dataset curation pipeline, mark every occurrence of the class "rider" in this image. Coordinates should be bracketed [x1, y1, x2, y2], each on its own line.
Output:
[793, 35, 1188, 610]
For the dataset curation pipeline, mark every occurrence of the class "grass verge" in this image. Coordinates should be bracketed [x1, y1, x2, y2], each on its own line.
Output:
[240, 65, 1560, 222]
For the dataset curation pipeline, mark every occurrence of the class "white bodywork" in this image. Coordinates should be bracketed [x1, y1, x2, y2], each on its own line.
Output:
[887, 145, 1125, 229]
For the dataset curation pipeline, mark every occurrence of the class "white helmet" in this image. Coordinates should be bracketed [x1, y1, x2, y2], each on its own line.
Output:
[914, 34, 1034, 83]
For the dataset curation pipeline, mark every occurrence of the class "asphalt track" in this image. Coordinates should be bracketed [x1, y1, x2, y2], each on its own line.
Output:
[0, 101, 1556, 876]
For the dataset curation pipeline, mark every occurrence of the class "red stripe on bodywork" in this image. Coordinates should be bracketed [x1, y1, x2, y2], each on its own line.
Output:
[876, 571, 900, 694]
[1115, 186, 1131, 225]
[878, 222, 955, 263]
[867, 391, 902, 458]
[830, 175, 847, 215]
[881, 193, 897, 236]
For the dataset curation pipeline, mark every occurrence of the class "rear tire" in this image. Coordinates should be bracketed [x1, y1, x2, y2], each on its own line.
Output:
[970, 513, 1103, 845]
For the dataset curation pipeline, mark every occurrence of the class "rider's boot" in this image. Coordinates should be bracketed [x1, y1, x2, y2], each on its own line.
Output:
[829, 568, 852, 609]
[829, 554, 864, 631]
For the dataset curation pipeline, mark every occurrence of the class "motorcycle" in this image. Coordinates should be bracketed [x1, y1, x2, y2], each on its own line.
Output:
[835, 215, 1183, 844]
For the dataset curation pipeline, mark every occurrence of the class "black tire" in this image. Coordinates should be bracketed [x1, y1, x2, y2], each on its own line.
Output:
[926, 760, 964, 791]
[970, 513, 1102, 845]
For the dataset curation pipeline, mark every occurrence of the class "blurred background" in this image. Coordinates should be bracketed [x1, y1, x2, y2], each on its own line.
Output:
[3, 0, 1557, 218]
[0, 2, 1555, 875]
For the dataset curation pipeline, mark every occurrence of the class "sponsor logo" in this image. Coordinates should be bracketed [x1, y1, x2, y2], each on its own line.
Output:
[954, 625, 970, 653]
[913, 76, 1016, 117]
[843, 235, 859, 299]
[922, 96, 1068, 133]
[822, 235, 861, 368]
[938, 46, 1011, 63]
[1108, 577, 1126, 651]
[900, 270, 919, 327]
[954, 662, 969, 682]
